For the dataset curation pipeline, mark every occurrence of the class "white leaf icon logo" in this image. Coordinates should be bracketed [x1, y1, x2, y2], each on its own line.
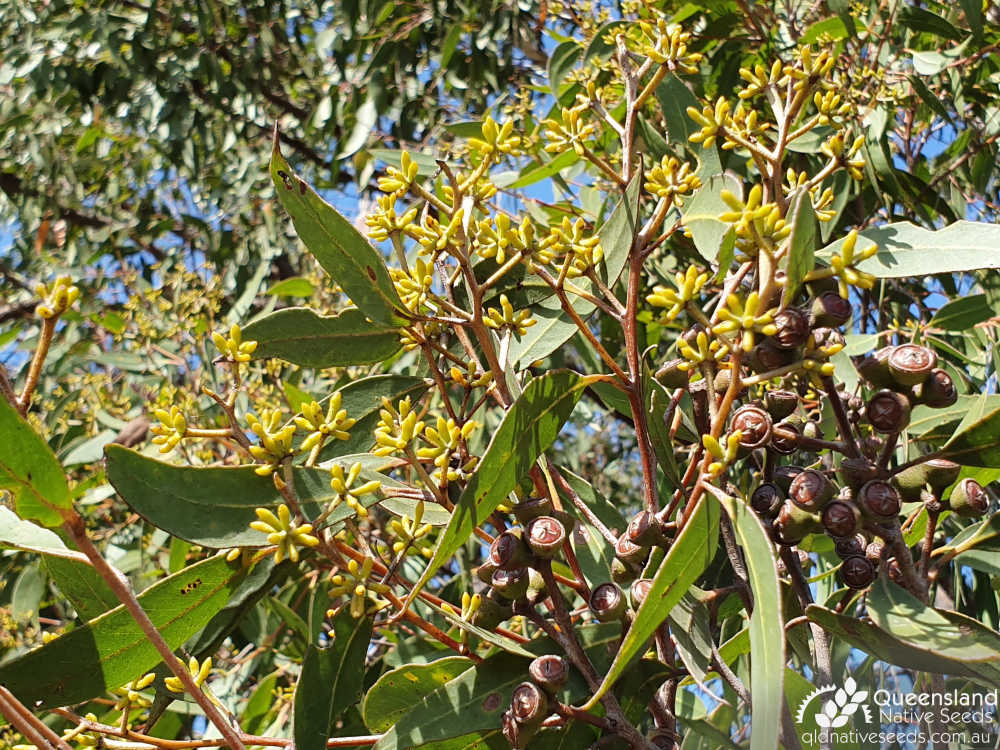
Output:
[844, 677, 857, 694]
[835, 688, 847, 706]
[815, 714, 831, 728]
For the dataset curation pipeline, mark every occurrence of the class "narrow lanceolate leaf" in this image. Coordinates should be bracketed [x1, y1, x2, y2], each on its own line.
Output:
[243, 307, 400, 367]
[934, 397, 1000, 467]
[0, 398, 73, 527]
[293, 610, 373, 750]
[403, 371, 593, 610]
[782, 189, 817, 305]
[509, 174, 641, 367]
[105, 446, 387, 548]
[704, 485, 784, 750]
[44, 557, 119, 621]
[817, 221, 1000, 278]
[271, 132, 403, 325]
[582, 493, 720, 710]
[0, 506, 84, 561]
[362, 657, 475, 732]
[0, 555, 245, 708]
[929, 294, 994, 331]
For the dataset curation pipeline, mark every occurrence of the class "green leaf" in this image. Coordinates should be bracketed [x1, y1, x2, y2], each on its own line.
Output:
[0, 506, 80, 560]
[265, 277, 317, 297]
[339, 95, 378, 158]
[548, 41, 581, 96]
[929, 294, 994, 331]
[817, 221, 1000, 278]
[705, 486, 784, 750]
[368, 149, 442, 177]
[403, 371, 593, 610]
[782, 189, 817, 305]
[293, 610, 373, 750]
[363, 657, 475, 732]
[581, 493, 720, 709]
[243, 307, 400, 367]
[495, 150, 579, 190]
[508, 174, 640, 367]
[0, 398, 73, 527]
[419, 598, 534, 658]
[655, 73, 700, 146]
[935, 398, 1000, 467]
[44, 556, 119, 621]
[682, 175, 741, 264]
[105, 446, 387, 547]
[0, 555, 245, 708]
[271, 135, 402, 325]
[898, 5, 964, 40]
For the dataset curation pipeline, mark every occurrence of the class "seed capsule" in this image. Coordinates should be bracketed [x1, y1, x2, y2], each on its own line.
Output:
[811, 291, 852, 327]
[525, 568, 548, 605]
[750, 482, 784, 517]
[475, 560, 499, 585]
[471, 591, 510, 629]
[528, 655, 569, 694]
[628, 510, 666, 547]
[630, 578, 654, 608]
[611, 556, 639, 586]
[774, 501, 822, 545]
[749, 340, 799, 373]
[769, 420, 799, 455]
[510, 681, 549, 729]
[858, 480, 902, 520]
[886, 557, 904, 585]
[771, 308, 811, 349]
[949, 478, 990, 518]
[789, 469, 835, 512]
[656, 358, 689, 389]
[866, 389, 911, 434]
[834, 534, 866, 559]
[841, 556, 876, 589]
[912, 368, 958, 408]
[865, 540, 885, 563]
[491, 567, 530, 600]
[615, 532, 649, 568]
[502, 709, 533, 748]
[856, 347, 895, 388]
[490, 530, 531, 570]
[513, 496, 553, 523]
[773, 465, 805, 493]
[888, 344, 937, 387]
[589, 582, 626, 622]
[893, 458, 961, 501]
[765, 389, 799, 420]
[731, 404, 773, 454]
[526, 516, 566, 559]
[821, 500, 862, 538]
[838, 456, 879, 491]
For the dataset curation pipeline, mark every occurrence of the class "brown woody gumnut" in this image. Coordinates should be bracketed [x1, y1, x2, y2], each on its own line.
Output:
[655, 358, 689, 389]
[630, 578, 654, 608]
[615, 532, 649, 568]
[821, 500, 862, 538]
[589, 582, 626, 622]
[750, 482, 784, 516]
[512, 496, 553, 523]
[774, 501, 822, 545]
[611, 557, 638, 586]
[769, 420, 799, 455]
[838, 456, 880, 491]
[528, 655, 569, 694]
[491, 567, 530, 600]
[526, 516, 566, 559]
[773, 465, 805, 493]
[834, 534, 866, 559]
[841, 555, 876, 589]
[771, 308, 811, 349]
[892, 458, 962, 501]
[731, 404, 773, 454]
[628, 510, 666, 547]
[490, 530, 531, 570]
[510, 681, 549, 730]
[809, 327, 846, 351]
[475, 560, 499, 585]
[912, 368, 958, 408]
[949, 478, 990, 518]
[765, 389, 799, 420]
[858, 480, 902, 520]
[886, 557, 904, 585]
[866, 389, 911, 434]
[865, 540, 885, 563]
[811, 291, 853, 328]
[501, 709, 531, 749]
[888, 344, 937, 387]
[856, 346, 895, 388]
[789, 469, 835, 512]
[749, 340, 799, 373]
[525, 568, 548, 605]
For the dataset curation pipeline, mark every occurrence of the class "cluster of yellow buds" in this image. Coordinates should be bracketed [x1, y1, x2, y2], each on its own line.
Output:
[687, 97, 730, 149]
[821, 133, 866, 181]
[543, 217, 603, 278]
[417, 417, 479, 483]
[719, 185, 791, 254]
[374, 396, 425, 457]
[328, 557, 390, 619]
[164, 656, 212, 694]
[784, 170, 836, 222]
[542, 105, 596, 156]
[644, 156, 702, 207]
[365, 195, 421, 243]
[813, 90, 852, 126]
[418, 209, 465, 259]
[627, 19, 702, 74]
[467, 116, 522, 163]
[703, 431, 743, 477]
[712, 292, 778, 352]
[677, 329, 729, 372]
[151, 405, 187, 453]
[35, 275, 80, 320]
[377, 152, 420, 196]
[246, 409, 296, 476]
[389, 499, 433, 556]
[250, 504, 319, 563]
[646, 266, 709, 322]
[400, 319, 443, 352]
[785, 46, 836, 90]
[329, 462, 381, 520]
[449, 362, 492, 389]
[443, 591, 483, 623]
[295, 395, 356, 452]
[725, 102, 769, 150]
[738, 60, 784, 100]
[814, 230, 879, 298]
[390, 258, 435, 314]
[474, 214, 534, 265]
[484, 294, 536, 337]
[212, 324, 257, 364]
[112, 673, 156, 712]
